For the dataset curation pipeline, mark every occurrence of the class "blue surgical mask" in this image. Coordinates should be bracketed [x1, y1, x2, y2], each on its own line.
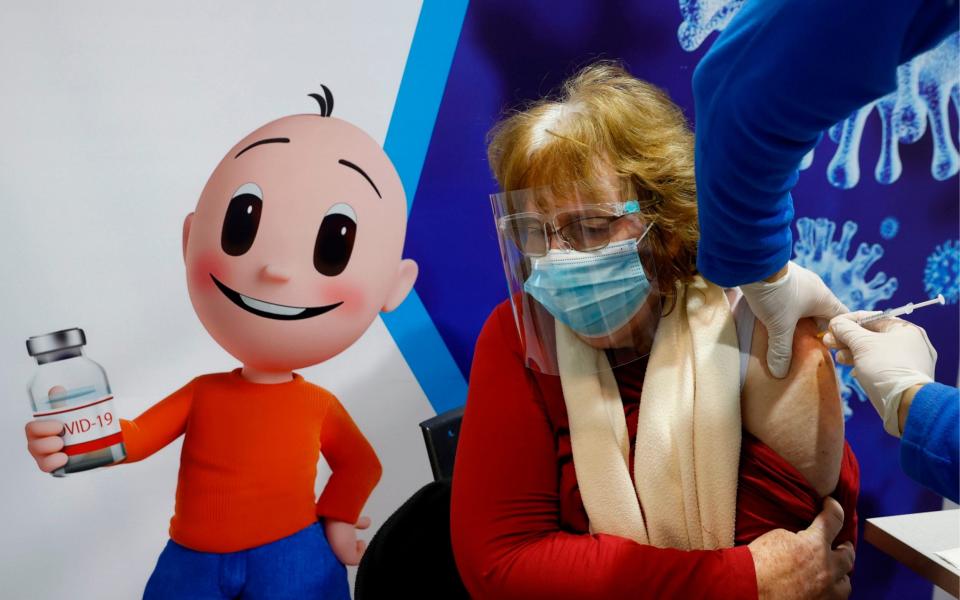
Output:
[523, 237, 653, 337]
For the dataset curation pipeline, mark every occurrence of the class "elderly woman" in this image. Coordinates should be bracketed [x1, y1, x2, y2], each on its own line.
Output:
[450, 63, 859, 600]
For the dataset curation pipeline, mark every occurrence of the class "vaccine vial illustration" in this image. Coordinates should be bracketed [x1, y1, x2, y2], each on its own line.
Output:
[26, 329, 126, 475]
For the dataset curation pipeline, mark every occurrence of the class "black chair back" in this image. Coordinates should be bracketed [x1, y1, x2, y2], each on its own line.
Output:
[354, 408, 469, 599]
[354, 480, 469, 599]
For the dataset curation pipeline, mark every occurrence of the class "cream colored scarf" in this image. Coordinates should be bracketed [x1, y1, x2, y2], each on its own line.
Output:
[555, 276, 741, 550]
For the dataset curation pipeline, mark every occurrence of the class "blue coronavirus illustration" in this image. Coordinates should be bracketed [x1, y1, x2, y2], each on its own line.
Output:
[793, 217, 899, 418]
[678, 2, 960, 188]
[828, 33, 959, 188]
[924, 239, 960, 305]
[677, 0, 745, 51]
[794, 218, 899, 309]
[879, 216, 899, 240]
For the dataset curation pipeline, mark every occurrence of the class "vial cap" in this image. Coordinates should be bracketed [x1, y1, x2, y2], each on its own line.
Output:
[26, 328, 86, 357]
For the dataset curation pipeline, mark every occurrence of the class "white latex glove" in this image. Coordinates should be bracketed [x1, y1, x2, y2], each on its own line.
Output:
[741, 261, 849, 378]
[823, 312, 937, 437]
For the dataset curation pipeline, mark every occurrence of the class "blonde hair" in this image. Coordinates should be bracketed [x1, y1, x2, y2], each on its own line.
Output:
[487, 61, 699, 310]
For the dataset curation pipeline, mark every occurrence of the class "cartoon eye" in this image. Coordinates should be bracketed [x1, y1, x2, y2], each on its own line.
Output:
[221, 183, 263, 256]
[314, 203, 357, 276]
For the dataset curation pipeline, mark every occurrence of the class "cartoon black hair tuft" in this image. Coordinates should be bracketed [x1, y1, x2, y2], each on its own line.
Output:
[308, 84, 335, 117]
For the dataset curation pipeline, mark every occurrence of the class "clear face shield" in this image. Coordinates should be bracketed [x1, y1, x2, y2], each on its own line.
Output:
[490, 180, 663, 375]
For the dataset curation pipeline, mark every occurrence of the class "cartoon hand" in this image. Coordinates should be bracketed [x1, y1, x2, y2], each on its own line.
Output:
[25, 420, 67, 472]
[323, 516, 372, 566]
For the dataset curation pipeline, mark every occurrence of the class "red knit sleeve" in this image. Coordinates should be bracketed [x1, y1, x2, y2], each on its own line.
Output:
[450, 303, 758, 600]
[119, 378, 195, 463]
[736, 431, 860, 549]
[834, 442, 860, 549]
[315, 394, 383, 524]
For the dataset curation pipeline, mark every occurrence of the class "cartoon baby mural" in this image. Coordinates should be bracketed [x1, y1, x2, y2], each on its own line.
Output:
[24, 86, 418, 598]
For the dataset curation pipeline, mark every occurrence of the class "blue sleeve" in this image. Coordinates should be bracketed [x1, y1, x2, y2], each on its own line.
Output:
[900, 383, 959, 503]
[692, 0, 959, 287]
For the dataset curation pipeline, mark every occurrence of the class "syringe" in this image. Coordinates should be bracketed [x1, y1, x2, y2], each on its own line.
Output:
[856, 294, 946, 325]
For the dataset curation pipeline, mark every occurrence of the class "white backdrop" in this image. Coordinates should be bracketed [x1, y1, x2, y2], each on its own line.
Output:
[0, 2, 433, 598]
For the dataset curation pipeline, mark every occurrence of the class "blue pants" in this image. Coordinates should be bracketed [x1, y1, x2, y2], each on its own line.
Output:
[143, 523, 350, 600]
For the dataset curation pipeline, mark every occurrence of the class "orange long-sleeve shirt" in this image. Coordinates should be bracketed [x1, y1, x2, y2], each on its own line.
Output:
[119, 369, 382, 553]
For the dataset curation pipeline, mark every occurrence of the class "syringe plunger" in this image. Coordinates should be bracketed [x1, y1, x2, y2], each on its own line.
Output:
[857, 294, 946, 325]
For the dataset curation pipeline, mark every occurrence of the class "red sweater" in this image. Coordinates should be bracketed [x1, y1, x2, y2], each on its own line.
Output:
[120, 369, 382, 553]
[451, 302, 858, 600]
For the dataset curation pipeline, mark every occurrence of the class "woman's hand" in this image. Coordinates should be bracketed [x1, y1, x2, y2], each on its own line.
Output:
[749, 497, 855, 599]
[323, 516, 372, 566]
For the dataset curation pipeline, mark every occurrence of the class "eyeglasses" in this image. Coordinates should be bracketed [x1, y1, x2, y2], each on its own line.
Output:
[498, 200, 649, 257]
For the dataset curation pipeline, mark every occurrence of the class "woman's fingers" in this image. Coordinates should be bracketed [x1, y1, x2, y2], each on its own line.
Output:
[833, 541, 855, 578]
[833, 574, 852, 599]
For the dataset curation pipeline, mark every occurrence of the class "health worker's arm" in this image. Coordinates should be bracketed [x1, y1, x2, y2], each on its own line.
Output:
[119, 379, 196, 463]
[315, 397, 383, 525]
[900, 382, 960, 503]
[450, 307, 757, 600]
[693, 0, 958, 287]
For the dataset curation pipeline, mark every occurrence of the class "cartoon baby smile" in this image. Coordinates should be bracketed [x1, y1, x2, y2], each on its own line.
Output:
[209, 274, 343, 320]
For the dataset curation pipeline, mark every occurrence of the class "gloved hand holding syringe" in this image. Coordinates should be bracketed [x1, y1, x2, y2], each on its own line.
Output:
[822, 295, 946, 436]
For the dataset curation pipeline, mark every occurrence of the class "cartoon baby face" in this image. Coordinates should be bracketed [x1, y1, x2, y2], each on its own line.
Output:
[182, 114, 417, 371]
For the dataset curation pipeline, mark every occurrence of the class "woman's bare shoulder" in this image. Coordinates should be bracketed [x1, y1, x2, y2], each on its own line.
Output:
[741, 317, 845, 497]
